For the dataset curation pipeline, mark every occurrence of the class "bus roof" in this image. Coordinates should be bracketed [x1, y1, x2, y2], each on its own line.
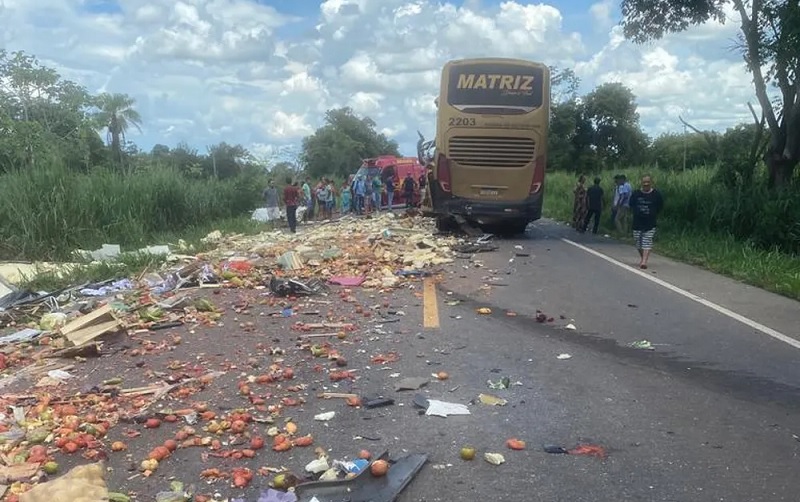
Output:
[443, 57, 548, 68]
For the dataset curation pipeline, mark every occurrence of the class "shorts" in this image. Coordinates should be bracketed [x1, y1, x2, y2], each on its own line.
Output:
[633, 228, 656, 250]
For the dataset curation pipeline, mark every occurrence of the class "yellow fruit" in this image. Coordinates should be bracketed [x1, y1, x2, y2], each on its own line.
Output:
[460, 447, 476, 460]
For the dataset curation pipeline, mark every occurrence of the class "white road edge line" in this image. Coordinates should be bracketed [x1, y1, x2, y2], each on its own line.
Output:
[561, 237, 800, 350]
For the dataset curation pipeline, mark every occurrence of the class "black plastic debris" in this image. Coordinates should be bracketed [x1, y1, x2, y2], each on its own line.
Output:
[269, 276, 330, 297]
[294, 450, 428, 502]
[363, 397, 395, 409]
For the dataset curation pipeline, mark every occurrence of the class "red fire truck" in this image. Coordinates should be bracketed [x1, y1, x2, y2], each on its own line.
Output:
[351, 155, 427, 208]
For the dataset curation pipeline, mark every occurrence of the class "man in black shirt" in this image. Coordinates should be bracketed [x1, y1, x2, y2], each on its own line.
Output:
[583, 177, 604, 234]
[630, 175, 664, 269]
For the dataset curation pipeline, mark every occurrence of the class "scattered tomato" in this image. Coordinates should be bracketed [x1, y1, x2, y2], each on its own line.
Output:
[506, 438, 526, 450]
[370, 459, 389, 477]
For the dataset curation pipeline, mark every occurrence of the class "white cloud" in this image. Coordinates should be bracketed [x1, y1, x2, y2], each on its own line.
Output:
[0, 0, 761, 156]
[589, 0, 614, 28]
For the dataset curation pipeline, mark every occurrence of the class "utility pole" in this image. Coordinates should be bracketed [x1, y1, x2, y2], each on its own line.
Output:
[682, 122, 687, 171]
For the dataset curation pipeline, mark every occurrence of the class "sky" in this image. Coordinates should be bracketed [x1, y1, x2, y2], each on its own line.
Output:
[0, 0, 754, 161]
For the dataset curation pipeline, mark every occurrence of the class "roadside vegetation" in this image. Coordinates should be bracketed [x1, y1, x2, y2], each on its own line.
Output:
[2, 35, 799, 301]
[543, 169, 800, 300]
[0, 50, 279, 263]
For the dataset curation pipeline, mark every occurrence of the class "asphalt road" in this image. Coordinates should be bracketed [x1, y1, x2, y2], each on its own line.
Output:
[8, 216, 800, 502]
[425, 218, 800, 501]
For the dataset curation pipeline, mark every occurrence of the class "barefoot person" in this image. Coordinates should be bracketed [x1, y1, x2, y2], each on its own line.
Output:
[630, 175, 664, 269]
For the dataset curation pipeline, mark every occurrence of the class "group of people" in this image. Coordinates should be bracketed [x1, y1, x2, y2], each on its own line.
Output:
[572, 173, 664, 269]
[260, 169, 428, 234]
[349, 171, 424, 215]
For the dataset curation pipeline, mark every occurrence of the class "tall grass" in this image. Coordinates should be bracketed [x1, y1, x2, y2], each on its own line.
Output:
[543, 167, 800, 300]
[0, 162, 267, 260]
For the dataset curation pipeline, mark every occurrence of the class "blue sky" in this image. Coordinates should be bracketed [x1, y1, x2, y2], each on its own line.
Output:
[1, 0, 751, 161]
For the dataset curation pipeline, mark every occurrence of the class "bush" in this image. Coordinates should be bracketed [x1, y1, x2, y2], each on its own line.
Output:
[0, 161, 266, 260]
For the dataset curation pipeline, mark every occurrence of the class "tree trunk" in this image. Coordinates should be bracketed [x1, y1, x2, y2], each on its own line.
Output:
[766, 153, 798, 188]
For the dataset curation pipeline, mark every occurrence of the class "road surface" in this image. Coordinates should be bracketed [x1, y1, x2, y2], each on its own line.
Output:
[7, 217, 799, 502]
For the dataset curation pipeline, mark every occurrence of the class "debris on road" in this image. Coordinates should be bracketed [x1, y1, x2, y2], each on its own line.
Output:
[478, 393, 507, 406]
[630, 340, 655, 350]
[543, 443, 608, 459]
[293, 451, 427, 502]
[557, 353, 572, 360]
[483, 452, 505, 465]
[424, 399, 471, 418]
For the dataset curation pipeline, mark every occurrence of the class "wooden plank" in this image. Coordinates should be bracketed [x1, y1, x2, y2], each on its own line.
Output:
[423, 278, 440, 329]
[59, 304, 114, 335]
[66, 319, 122, 346]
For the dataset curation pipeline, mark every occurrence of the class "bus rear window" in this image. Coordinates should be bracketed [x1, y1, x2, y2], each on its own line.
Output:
[446, 63, 545, 112]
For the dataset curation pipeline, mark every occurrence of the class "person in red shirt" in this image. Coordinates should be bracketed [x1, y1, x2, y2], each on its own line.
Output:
[283, 178, 300, 233]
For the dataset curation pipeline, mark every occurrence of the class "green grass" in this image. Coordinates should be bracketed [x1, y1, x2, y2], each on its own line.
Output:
[16, 215, 270, 292]
[543, 168, 800, 301]
[0, 162, 268, 261]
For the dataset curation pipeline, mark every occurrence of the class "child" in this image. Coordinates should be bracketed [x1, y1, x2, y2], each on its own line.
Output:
[340, 182, 351, 214]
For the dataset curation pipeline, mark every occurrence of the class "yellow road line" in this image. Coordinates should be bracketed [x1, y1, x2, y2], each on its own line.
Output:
[423, 278, 440, 329]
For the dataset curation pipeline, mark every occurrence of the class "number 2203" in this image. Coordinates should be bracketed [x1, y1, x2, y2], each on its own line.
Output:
[449, 117, 476, 126]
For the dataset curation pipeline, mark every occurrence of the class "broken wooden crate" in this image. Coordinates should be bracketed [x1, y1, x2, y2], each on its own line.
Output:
[58, 304, 125, 346]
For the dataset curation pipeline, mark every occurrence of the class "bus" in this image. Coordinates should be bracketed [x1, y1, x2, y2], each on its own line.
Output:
[418, 58, 550, 235]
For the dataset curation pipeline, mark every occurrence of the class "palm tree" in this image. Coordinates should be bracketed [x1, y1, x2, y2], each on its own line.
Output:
[94, 93, 142, 165]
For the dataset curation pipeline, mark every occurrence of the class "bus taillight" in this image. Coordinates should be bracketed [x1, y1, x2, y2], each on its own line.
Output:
[437, 153, 452, 192]
[530, 156, 545, 194]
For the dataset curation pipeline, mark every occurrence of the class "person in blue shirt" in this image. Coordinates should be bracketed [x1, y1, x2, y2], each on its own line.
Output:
[354, 176, 366, 214]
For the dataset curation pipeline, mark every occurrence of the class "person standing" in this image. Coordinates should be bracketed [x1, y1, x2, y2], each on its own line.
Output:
[262, 180, 280, 222]
[583, 177, 604, 234]
[316, 179, 331, 220]
[283, 178, 300, 233]
[402, 173, 415, 208]
[301, 178, 312, 222]
[354, 175, 366, 214]
[340, 180, 352, 215]
[615, 174, 632, 233]
[385, 169, 396, 209]
[630, 175, 664, 269]
[572, 175, 589, 233]
[371, 175, 382, 212]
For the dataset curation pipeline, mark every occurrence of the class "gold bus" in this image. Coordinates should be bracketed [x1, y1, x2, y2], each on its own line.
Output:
[419, 58, 550, 235]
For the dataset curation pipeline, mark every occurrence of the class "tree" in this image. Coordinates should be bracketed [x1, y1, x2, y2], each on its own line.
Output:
[582, 82, 649, 167]
[620, 0, 800, 187]
[0, 50, 99, 170]
[94, 92, 142, 166]
[203, 142, 255, 179]
[548, 67, 592, 171]
[301, 107, 400, 179]
[550, 66, 581, 105]
[649, 131, 719, 170]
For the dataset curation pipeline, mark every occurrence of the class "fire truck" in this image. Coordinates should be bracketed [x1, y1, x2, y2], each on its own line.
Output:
[351, 155, 427, 208]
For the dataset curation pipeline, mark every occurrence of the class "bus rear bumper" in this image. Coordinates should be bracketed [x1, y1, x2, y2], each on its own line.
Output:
[438, 194, 542, 223]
